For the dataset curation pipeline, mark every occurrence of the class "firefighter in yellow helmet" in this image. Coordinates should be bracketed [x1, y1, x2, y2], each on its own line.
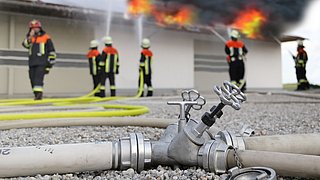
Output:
[293, 40, 309, 90]
[87, 40, 102, 96]
[225, 30, 248, 92]
[22, 19, 56, 100]
[138, 38, 153, 97]
[99, 36, 119, 97]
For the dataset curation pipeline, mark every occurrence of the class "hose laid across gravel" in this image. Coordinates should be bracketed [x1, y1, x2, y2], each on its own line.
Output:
[0, 93, 319, 179]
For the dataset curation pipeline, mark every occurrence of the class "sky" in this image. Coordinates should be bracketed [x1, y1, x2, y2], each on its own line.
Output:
[282, 0, 320, 84]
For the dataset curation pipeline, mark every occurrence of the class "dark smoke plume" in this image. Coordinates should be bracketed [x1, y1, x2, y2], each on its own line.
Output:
[158, 0, 313, 37]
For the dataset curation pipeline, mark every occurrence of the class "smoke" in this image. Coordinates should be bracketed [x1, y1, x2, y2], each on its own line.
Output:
[158, 0, 313, 36]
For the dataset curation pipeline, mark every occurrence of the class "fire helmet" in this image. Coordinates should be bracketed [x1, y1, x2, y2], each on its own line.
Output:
[103, 36, 113, 45]
[29, 19, 42, 29]
[231, 30, 240, 39]
[90, 40, 99, 48]
[141, 38, 151, 48]
[297, 40, 304, 47]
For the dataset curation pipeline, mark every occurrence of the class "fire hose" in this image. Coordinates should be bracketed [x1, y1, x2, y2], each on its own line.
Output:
[0, 81, 319, 179]
[0, 70, 148, 120]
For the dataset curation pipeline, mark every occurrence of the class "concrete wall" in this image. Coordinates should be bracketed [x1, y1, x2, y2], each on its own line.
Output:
[94, 23, 194, 89]
[0, 11, 282, 97]
[245, 40, 282, 89]
[194, 37, 229, 92]
[0, 12, 195, 96]
[0, 13, 94, 53]
[0, 66, 91, 97]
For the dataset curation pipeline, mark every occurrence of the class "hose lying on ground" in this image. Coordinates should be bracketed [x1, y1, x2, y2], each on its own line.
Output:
[0, 71, 149, 121]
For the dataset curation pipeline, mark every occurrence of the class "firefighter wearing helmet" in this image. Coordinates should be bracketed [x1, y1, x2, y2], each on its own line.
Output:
[22, 19, 56, 100]
[225, 29, 248, 92]
[138, 38, 153, 97]
[293, 40, 309, 90]
[99, 36, 119, 97]
[87, 40, 102, 96]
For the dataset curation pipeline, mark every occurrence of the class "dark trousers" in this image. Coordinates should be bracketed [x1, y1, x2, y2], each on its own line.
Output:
[296, 67, 309, 90]
[138, 68, 153, 97]
[92, 74, 100, 96]
[229, 60, 245, 91]
[29, 66, 46, 91]
[100, 72, 116, 97]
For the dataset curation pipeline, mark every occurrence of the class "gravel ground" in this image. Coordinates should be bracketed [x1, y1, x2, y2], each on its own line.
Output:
[0, 92, 319, 180]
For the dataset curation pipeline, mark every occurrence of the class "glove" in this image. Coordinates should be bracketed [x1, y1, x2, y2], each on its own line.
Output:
[45, 67, 51, 74]
[116, 65, 119, 74]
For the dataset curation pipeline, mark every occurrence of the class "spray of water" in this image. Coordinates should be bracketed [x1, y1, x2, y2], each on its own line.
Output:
[106, 0, 113, 36]
[136, 15, 144, 46]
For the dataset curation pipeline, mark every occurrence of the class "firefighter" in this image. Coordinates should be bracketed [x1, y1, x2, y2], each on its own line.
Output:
[225, 30, 248, 92]
[99, 36, 119, 97]
[22, 19, 56, 100]
[293, 40, 309, 90]
[138, 38, 153, 97]
[87, 40, 101, 96]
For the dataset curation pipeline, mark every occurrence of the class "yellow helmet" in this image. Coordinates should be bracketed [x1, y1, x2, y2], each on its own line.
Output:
[141, 38, 151, 48]
[90, 40, 99, 48]
[103, 36, 113, 45]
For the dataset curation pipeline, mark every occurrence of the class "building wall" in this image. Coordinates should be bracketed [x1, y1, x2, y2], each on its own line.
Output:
[94, 23, 195, 89]
[0, 12, 195, 96]
[0, 11, 282, 97]
[246, 40, 282, 89]
[0, 13, 94, 53]
[194, 38, 229, 92]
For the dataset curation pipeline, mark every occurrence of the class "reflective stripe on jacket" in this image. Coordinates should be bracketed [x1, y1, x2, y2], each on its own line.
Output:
[100, 46, 119, 73]
[225, 40, 248, 63]
[22, 32, 56, 67]
[87, 49, 101, 75]
[140, 49, 153, 75]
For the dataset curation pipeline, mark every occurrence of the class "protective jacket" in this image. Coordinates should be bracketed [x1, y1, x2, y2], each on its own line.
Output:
[225, 40, 248, 63]
[87, 49, 101, 75]
[140, 49, 153, 75]
[100, 46, 119, 74]
[295, 48, 308, 68]
[22, 31, 56, 67]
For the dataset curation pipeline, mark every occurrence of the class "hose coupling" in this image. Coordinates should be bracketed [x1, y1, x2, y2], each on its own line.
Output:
[117, 133, 152, 172]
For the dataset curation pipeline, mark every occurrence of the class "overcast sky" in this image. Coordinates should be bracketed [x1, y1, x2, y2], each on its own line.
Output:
[282, 0, 320, 84]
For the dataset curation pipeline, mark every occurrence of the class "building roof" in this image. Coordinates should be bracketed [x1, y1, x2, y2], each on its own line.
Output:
[280, 35, 308, 42]
[40, 0, 126, 13]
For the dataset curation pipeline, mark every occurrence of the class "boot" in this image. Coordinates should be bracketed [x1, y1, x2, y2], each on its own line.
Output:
[94, 89, 100, 97]
[34, 92, 43, 100]
[147, 90, 153, 97]
[100, 90, 105, 97]
[110, 89, 116, 97]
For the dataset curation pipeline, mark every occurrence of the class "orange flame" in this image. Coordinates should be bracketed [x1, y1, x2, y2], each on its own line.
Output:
[232, 9, 267, 39]
[152, 6, 195, 27]
[128, 0, 152, 15]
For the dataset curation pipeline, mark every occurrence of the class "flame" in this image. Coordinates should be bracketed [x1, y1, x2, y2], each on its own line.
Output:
[152, 6, 195, 27]
[232, 9, 267, 38]
[128, 0, 152, 15]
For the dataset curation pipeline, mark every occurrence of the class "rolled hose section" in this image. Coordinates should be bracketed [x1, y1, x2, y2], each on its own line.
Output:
[0, 142, 114, 178]
[243, 134, 320, 156]
[227, 149, 320, 178]
[0, 104, 149, 121]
